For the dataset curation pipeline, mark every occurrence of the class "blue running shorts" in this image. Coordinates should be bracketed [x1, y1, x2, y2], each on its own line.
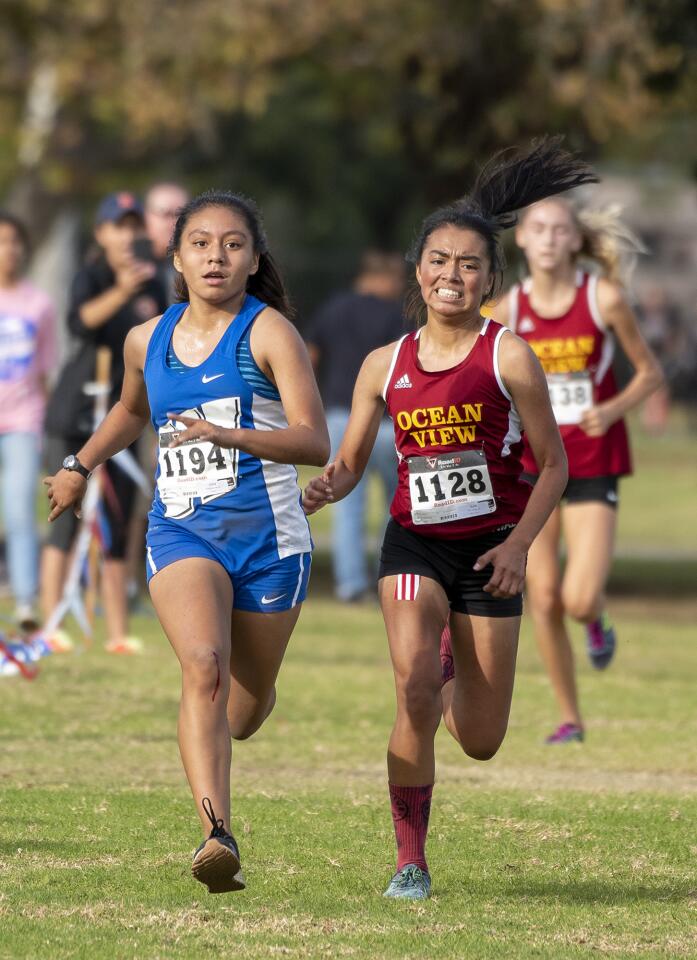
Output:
[145, 522, 311, 613]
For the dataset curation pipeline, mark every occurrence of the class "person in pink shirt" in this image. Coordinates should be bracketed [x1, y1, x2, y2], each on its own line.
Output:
[0, 212, 57, 629]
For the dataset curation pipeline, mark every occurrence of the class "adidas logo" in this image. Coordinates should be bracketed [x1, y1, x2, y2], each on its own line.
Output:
[394, 373, 412, 389]
[519, 316, 536, 333]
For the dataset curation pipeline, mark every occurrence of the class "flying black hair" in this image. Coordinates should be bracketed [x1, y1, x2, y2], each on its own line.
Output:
[405, 137, 599, 321]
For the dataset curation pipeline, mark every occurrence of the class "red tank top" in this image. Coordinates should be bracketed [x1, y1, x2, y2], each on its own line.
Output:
[384, 318, 530, 539]
[510, 271, 632, 479]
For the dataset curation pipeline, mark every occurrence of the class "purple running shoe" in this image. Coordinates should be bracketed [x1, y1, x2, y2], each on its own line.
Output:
[545, 722, 584, 745]
[586, 613, 616, 670]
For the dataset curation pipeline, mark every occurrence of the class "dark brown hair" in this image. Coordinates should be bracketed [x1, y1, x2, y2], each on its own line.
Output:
[169, 190, 294, 318]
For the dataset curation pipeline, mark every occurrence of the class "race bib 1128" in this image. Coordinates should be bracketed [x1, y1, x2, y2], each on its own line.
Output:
[408, 449, 496, 525]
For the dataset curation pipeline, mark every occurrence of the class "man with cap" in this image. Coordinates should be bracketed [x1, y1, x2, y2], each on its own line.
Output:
[40, 191, 168, 654]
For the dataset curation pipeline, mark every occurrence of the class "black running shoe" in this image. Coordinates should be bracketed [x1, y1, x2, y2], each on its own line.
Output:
[191, 797, 245, 893]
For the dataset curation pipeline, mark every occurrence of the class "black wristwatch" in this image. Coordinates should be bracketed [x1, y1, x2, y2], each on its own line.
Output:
[62, 455, 91, 480]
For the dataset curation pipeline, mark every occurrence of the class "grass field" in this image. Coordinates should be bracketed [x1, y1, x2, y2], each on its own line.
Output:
[1, 594, 696, 959]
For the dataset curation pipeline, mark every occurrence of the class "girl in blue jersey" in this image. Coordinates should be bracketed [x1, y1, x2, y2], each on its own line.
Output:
[44, 190, 329, 894]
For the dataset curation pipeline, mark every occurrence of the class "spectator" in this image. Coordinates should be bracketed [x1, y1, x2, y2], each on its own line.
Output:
[144, 182, 190, 304]
[0, 212, 57, 630]
[306, 251, 406, 601]
[40, 191, 167, 653]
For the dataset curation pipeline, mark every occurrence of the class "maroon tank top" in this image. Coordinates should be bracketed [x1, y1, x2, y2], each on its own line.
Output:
[383, 318, 530, 539]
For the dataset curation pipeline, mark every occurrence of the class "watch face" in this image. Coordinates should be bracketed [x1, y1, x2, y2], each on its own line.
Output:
[63, 455, 77, 470]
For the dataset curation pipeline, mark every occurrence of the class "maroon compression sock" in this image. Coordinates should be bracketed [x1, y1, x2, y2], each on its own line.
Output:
[389, 782, 433, 873]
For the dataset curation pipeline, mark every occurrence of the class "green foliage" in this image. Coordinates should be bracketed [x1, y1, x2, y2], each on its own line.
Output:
[1, 0, 695, 278]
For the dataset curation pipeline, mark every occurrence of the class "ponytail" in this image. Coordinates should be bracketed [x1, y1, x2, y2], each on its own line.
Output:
[406, 137, 599, 318]
[170, 190, 294, 319]
[467, 136, 599, 228]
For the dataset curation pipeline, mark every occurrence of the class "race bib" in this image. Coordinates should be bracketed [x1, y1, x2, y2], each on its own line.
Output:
[408, 449, 496, 525]
[157, 429, 237, 501]
[547, 372, 593, 425]
[156, 397, 241, 509]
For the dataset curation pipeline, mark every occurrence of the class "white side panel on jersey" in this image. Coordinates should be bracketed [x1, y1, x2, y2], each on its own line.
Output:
[501, 402, 522, 458]
[492, 326, 522, 457]
[492, 327, 513, 401]
[382, 334, 409, 402]
[586, 273, 615, 384]
[251, 395, 313, 560]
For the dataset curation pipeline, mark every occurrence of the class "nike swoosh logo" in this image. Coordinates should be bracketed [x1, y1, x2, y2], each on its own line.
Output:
[261, 594, 286, 605]
[202, 373, 224, 383]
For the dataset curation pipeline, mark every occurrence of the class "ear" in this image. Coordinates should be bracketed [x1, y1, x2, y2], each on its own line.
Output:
[172, 251, 183, 274]
[249, 253, 260, 276]
[415, 264, 422, 286]
[569, 229, 583, 255]
[514, 223, 525, 250]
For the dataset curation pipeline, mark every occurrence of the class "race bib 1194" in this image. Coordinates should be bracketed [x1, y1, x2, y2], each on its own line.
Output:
[156, 397, 241, 519]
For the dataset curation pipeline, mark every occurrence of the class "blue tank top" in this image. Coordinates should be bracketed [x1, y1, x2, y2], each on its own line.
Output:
[143, 295, 312, 567]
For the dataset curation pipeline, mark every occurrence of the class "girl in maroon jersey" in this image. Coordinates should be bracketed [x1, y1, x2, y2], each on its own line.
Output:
[304, 139, 595, 899]
[494, 200, 663, 745]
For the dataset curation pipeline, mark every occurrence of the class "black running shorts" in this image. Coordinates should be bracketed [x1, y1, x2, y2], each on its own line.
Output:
[378, 518, 523, 618]
[521, 472, 619, 509]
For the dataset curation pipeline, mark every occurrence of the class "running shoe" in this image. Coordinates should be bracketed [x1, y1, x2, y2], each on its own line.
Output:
[105, 636, 144, 655]
[383, 863, 432, 900]
[192, 797, 245, 894]
[544, 722, 584, 745]
[440, 623, 455, 686]
[586, 613, 616, 670]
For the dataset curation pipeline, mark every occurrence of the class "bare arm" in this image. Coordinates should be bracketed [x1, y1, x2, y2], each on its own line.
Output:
[76, 327, 152, 468]
[580, 279, 664, 437]
[474, 333, 568, 598]
[303, 345, 392, 513]
[43, 321, 155, 521]
[168, 310, 330, 467]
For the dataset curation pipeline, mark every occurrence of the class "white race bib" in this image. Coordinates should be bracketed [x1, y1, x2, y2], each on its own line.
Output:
[157, 430, 237, 501]
[156, 397, 241, 512]
[408, 449, 496, 525]
[547, 372, 593, 425]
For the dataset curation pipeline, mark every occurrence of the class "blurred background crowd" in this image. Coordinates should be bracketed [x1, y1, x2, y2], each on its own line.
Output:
[0, 0, 695, 642]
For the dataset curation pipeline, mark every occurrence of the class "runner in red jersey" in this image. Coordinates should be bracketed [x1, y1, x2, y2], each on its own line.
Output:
[494, 198, 663, 745]
[304, 139, 596, 900]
